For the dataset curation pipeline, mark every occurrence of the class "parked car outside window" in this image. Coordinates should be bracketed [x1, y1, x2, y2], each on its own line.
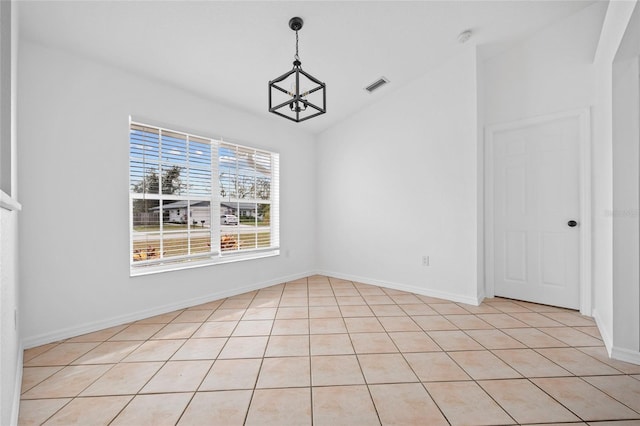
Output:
[220, 214, 239, 225]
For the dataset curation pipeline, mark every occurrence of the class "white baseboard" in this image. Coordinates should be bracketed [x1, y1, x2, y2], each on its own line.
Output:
[22, 270, 314, 349]
[0, 190, 21, 212]
[590, 309, 640, 365]
[318, 270, 482, 306]
[611, 346, 640, 366]
[10, 342, 24, 426]
[592, 308, 613, 356]
[22, 269, 485, 348]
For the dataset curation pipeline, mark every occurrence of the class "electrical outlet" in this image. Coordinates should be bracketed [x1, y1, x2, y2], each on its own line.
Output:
[422, 255, 429, 266]
[285, 249, 291, 258]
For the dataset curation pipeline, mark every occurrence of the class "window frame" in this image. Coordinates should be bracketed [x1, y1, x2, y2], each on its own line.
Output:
[129, 119, 279, 276]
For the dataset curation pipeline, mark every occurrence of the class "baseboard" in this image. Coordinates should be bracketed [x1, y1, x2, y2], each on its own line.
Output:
[318, 270, 482, 306]
[10, 342, 24, 426]
[611, 346, 640, 366]
[22, 270, 314, 349]
[590, 309, 640, 365]
[592, 308, 613, 356]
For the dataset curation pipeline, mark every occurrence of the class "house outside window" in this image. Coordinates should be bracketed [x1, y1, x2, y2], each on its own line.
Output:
[129, 120, 279, 274]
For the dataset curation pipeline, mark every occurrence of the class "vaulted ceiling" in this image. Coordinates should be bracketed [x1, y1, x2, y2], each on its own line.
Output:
[19, 1, 596, 133]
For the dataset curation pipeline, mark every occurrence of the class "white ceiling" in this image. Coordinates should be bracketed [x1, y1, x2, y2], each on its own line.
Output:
[19, 0, 597, 134]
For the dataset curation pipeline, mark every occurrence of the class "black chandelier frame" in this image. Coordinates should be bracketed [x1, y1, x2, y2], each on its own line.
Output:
[268, 17, 326, 123]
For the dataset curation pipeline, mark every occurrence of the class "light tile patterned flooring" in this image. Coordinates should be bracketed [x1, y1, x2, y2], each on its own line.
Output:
[18, 275, 640, 425]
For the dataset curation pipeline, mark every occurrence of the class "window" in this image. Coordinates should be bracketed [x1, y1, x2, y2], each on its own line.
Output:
[129, 120, 279, 274]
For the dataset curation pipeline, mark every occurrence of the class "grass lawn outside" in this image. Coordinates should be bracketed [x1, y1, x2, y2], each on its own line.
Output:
[238, 217, 270, 227]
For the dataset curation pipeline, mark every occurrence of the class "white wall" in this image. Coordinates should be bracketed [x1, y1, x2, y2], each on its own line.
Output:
[612, 54, 639, 356]
[13, 0, 640, 371]
[612, 3, 640, 361]
[482, 2, 604, 309]
[316, 46, 481, 305]
[592, 1, 638, 358]
[476, 53, 486, 301]
[0, 209, 19, 426]
[0, 1, 21, 424]
[482, 1, 640, 364]
[18, 40, 317, 346]
[482, 1, 605, 125]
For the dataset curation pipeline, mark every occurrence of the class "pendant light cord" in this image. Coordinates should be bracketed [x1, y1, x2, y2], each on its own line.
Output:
[295, 30, 300, 62]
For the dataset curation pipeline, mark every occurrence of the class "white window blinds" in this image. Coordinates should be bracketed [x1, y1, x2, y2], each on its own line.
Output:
[218, 142, 279, 254]
[129, 120, 279, 272]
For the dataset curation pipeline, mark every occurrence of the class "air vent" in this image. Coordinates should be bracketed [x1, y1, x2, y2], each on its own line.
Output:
[364, 77, 389, 93]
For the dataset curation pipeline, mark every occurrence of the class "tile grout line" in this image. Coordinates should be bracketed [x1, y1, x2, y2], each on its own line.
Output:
[574, 375, 640, 419]
[343, 282, 383, 426]
[107, 305, 217, 424]
[29, 345, 125, 424]
[306, 277, 315, 426]
[18, 275, 640, 425]
[384, 297, 516, 425]
[361, 297, 453, 425]
[118, 297, 233, 424]
[445, 302, 571, 424]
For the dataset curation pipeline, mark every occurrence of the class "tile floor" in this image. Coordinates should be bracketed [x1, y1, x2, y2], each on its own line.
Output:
[18, 275, 640, 425]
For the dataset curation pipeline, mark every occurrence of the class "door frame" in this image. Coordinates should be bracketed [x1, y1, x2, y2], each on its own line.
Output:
[484, 108, 592, 315]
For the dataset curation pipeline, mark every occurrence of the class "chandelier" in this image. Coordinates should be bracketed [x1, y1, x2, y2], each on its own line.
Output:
[269, 17, 326, 122]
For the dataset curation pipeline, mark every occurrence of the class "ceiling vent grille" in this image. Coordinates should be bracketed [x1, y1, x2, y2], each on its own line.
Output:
[364, 77, 389, 93]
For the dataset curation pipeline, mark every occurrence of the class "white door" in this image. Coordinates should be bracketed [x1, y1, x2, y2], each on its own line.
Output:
[492, 116, 581, 309]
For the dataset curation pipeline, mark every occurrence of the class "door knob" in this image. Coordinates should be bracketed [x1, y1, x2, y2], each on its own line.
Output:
[568, 220, 578, 227]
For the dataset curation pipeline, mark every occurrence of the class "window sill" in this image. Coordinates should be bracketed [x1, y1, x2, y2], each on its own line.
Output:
[130, 248, 280, 277]
[0, 190, 21, 212]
